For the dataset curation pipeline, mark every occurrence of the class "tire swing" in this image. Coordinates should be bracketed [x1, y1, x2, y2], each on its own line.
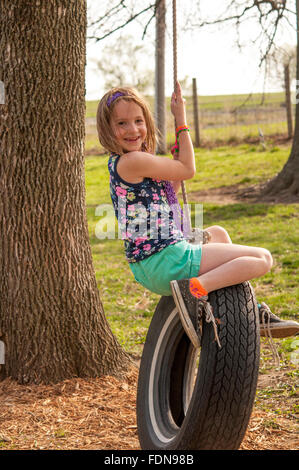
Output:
[136, 0, 260, 450]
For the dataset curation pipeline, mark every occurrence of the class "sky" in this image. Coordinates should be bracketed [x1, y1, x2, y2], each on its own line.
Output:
[85, 0, 297, 101]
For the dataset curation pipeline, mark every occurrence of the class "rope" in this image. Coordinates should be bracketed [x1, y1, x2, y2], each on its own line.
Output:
[172, 0, 177, 91]
[172, 0, 190, 218]
[260, 308, 280, 367]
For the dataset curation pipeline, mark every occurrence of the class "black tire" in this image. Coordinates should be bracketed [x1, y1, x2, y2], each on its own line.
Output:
[137, 282, 260, 450]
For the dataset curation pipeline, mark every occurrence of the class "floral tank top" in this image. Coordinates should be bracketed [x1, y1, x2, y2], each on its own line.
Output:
[108, 154, 184, 263]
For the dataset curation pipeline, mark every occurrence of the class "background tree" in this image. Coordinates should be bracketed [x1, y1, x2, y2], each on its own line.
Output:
[0, 0, 130, 385]
[265, 0, 299, 199]
[95, 34, 154, 93]
[267, 44, 296, 88]
[266, 43, 296, 137]
[187, 0, 298, 200]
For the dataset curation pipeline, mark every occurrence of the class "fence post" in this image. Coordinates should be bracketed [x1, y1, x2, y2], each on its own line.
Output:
[192, 78, 200, 147]
[284, 64, 293, 138]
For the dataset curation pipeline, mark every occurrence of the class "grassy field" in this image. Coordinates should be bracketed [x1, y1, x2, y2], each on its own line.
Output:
[85, 141, 299, 364]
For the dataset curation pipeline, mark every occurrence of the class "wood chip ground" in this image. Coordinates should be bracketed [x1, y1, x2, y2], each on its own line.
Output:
[0, 365, 297, 450]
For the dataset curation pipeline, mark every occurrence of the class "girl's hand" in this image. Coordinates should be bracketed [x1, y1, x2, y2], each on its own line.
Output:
[171, 81, 187, 127]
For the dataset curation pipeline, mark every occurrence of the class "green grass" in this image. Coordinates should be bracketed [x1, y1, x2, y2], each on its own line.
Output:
[187, 144, 289, 191]
[202, 203, 299, 316]
[85, 145, 290, 203]
[85, 142, 299, 356]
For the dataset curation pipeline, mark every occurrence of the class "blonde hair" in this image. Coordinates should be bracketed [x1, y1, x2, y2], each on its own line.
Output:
[96, 87, 156, 155]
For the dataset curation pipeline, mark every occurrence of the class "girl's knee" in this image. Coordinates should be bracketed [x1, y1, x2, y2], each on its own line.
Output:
[259, 248, 273, 273]
[265, 249, 273, 270]
[208, 225, 231, 243]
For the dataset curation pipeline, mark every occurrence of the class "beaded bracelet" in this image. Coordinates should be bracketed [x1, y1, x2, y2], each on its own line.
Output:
[171, 126, 190, 155]
[176, 125, 190, 135]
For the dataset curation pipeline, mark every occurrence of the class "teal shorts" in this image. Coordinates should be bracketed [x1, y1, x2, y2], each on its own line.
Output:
[129, 240, 202, 296]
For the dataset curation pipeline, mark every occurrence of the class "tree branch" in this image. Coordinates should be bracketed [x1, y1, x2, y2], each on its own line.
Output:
[87, 1, 159, 42]
[186, 0, 293, 67]
[88, 1, 126, 29]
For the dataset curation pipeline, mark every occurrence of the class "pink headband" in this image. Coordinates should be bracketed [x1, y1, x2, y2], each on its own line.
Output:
[107, 91, 126, 107]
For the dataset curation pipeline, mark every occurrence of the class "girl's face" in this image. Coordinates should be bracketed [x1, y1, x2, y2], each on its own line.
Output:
[111, 100, 147, 153]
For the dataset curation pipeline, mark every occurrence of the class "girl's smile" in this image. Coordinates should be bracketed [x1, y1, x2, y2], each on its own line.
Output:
[111, 100, 147, 153]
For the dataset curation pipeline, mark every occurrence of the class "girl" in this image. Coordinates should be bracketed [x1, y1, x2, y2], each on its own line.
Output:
[97, 83, 299, 348]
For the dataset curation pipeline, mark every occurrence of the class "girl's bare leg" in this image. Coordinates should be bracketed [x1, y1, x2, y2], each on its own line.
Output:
[187, 227, 298, 339]
[196, 243, 273, 293]
[206, 225, 232, 244]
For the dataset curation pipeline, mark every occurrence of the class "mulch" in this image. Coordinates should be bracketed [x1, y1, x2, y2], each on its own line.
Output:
[0, 367, 139, 450]
[0, 365, 298, 451]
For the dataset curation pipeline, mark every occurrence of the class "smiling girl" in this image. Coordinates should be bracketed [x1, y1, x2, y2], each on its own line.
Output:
[96, 84, 299, 347]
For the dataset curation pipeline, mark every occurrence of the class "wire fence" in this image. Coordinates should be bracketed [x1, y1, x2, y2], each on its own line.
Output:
[85, 91, 293, 155]
[172, 92, 292, 147]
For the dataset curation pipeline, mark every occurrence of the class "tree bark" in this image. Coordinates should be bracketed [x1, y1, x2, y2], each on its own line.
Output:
[155, 0, 166, 154]
[0, 0, 130, 384]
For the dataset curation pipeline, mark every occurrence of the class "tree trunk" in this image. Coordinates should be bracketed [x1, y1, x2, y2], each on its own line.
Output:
[155, 0, 166, 154]
[263, 118, 299, 200]
[263, 1, 299, 201]
[0, 0, 130, 384]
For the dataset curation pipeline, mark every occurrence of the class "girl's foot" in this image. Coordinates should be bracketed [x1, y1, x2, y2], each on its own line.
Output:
[259, 302, 299, 338]
[170, 278, 221, 348]
[170, 279, 202, 348]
